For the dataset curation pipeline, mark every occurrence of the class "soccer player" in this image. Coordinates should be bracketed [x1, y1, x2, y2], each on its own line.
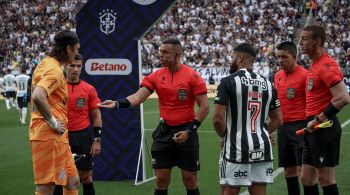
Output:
[30, 30, 80, 195]
[0, 75, 5, 99]
[299, 24, 350, 195]
[54, 53, 102, 195]
[213, 43, 283, 195]
[99, 39, 210, 195]
[15, 66, 31, 124]
[274, 41, 308, 195]
[3, 68, 17, 110]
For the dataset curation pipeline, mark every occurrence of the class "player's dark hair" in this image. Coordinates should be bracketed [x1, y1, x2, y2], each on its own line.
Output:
[277, 41, 297, 56]
[234, 43, 257, 58]
[74, 53, 83, 61]
[162, 38, 183, 53]
[49, 30, 79, 62]
[303, 25, 326, 46]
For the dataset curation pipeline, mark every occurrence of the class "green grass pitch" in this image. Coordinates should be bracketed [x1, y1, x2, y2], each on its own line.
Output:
[0, 99, 349, 194]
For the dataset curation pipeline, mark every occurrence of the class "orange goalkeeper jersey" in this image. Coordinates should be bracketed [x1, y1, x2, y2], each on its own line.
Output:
[29, 56, 68, 143]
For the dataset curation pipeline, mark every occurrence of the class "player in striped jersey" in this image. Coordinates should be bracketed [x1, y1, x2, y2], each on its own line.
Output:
[15, 67, 31, 124]
[213, 43, 283, 195]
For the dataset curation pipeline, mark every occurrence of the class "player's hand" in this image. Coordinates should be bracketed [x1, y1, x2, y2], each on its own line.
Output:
[98, 100, 117, 108]
[91, 141, 101, 157]
[55, 120, 65, 135]
[305, 118, 319, 133]
[48, 117, 65, 135]
[172, 130, 189, 143]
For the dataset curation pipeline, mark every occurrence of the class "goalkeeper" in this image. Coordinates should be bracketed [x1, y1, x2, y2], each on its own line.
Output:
[99, 39, 209, 195]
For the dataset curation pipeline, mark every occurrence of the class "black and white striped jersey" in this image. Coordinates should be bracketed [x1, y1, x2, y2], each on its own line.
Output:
[214, 68, 280, 163]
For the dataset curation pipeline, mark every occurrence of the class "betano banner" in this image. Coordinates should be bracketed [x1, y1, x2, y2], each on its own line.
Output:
[76, 0, 177, 181]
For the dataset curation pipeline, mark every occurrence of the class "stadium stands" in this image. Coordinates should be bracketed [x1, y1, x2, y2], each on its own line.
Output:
[0, 0, 349, 79]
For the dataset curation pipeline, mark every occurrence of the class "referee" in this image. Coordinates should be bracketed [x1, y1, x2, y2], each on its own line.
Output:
[99, 39, 209, 195]
[299, 25, 350, 195]
[54, 54, 102, 195]
[274, 41, 308, 195]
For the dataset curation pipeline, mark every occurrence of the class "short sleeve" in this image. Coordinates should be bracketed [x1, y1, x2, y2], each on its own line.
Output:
[269, 87, 280, 111]
[36, 67, 62, 95]
[214, 80, 229, 106]
[89, 86, 101, 110]
[140, 73, 155, 93]
[319, 62, 343, 88]
[190, 70, 207, 96]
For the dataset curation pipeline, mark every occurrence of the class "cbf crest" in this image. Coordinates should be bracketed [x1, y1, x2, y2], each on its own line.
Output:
[307, 78, 314, 91]
[286, 88, 295, 99]
[76, 98, 86, 108]
[99, 9, 117, 35]
[177, 88, 187, 101]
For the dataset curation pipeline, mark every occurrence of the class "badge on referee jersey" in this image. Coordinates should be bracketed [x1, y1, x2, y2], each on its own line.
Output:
[76, 98, 86, 108]
[177, 88, 187, 101]
[286, 88, 295, 99]
[307, 78, 314, 91]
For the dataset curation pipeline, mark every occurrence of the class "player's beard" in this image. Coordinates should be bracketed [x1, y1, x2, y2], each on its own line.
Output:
[229, 61, 238, 74]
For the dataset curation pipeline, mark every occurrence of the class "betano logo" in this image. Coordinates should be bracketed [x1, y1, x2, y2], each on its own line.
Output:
[85, 59, 132, 75]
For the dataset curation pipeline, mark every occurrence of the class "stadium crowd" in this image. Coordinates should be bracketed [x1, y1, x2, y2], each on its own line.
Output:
[0, 0, 86, 75]
[0, 0, 349, 80]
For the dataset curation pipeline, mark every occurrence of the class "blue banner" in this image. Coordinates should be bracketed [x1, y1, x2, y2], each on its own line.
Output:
[76, 0, 177, 181]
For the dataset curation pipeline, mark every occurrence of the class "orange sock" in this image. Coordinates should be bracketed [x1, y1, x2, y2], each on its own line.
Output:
[35, 192, 45, 195]
[63, 188, 78, 195]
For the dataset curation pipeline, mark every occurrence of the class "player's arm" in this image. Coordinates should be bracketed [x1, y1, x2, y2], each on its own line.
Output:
[194, 94, 210, 123]
[91, 108, 102, 157]
[213, 103, 227, 137]
[98, 87, 152, 109]
[317, 81, 350, 121]
[31, 86, 64, 134]
[267, 107, 283, 133]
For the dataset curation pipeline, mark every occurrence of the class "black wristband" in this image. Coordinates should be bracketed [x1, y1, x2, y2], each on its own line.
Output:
[187, 119, 201, 134]
[93, 127, 102, 138]
[323, 103, 339, 118]
[117, 98, 131, 108]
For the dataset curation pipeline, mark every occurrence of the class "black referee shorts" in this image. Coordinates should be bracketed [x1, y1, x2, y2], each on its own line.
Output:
[278, 120, 307, 168]
[303, 116, 342, 167]
[68, 128, 93, 170]
[151, 122, 200, 171]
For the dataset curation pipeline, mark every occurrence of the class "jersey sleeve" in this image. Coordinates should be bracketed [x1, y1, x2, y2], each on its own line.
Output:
[190, 70, 207, 96]
[140, 72, 155, 93]
[214, 79, 229, 106]
[269, 87, 280, 111]
[88, 85, 101, 110]
[319, 61, 343, 88]
[36, 67, 63, 95]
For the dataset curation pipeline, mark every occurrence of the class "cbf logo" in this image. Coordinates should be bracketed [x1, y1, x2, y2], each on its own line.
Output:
[99, 9, 117, 35]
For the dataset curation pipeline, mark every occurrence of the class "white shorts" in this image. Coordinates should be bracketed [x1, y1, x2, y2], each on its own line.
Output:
[219, 154, 274, 187]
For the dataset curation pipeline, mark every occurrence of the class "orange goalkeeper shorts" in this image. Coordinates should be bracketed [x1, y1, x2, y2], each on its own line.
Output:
[31, 140, 78, 185]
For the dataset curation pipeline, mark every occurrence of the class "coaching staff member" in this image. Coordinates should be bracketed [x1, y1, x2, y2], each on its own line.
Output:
[299, 24, 350, 195]
[274, 41, 308, 195]
[99, 39, 209, 195]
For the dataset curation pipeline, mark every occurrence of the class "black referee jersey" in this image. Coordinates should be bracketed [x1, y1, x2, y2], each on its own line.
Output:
[215, 68, 280, 163]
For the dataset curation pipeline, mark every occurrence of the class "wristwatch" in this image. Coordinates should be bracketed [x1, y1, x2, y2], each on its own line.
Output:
[94, 137, 101, 142]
